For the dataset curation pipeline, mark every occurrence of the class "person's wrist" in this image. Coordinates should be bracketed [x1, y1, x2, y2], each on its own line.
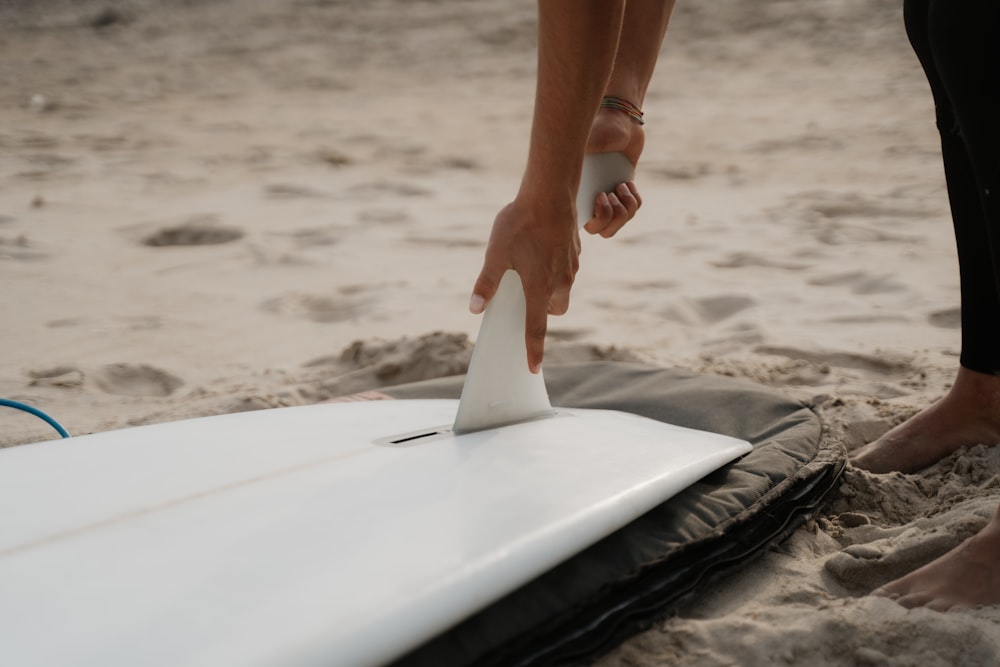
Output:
[510, 187, 577, 229]
[599, 95, 644, 125]
[516, 174, 578, 206]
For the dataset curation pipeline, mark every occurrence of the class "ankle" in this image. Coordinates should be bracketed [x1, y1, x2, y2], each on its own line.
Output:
[946, 367, 1000, 418]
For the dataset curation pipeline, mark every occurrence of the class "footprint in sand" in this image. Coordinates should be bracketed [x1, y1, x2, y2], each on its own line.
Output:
[788, 190, 928, 221]
[260, 293, 364, 323]
[142, 215, 243, 247]
[695, 294, 757, 323]
[545, 328, 591, 343]
[28, 365, 86, 389]
[272, 226, 344, 248]
[754, 344, 913, 374]
[357, 209, 410, 225]
[353, 182, 432, 198]
[820, 223, 922, 245]
[404, 235, 483, 249]
[660, 294, 756, 326]
[263, 183, 327, 199]
[643, 159, 712, 181]
[807, 270, 906, 295]
[748, 134, 844, 155]
[928, 307, 960, 329]
[89, 7, 130, 29]
[313, 148, 353, 168]
[711, 251, 809, 271]
[0, 235, 48, 261]
[92, 363, 184, 397]
[620, 279, 678, 290]
[769, 191, 927, 245]
[436, 156, 479, 170]
[45, 318, 86, 328]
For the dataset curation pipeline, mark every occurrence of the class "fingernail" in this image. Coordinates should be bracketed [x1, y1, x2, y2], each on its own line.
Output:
[530, 361, 541, 374]
[469, 294, 485, 314]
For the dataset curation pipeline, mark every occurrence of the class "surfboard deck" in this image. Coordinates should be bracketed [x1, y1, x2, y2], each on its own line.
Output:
[0, 400, 750, 667]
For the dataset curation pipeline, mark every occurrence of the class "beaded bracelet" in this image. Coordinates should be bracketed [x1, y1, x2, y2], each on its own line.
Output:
[599, 96, 644, 125]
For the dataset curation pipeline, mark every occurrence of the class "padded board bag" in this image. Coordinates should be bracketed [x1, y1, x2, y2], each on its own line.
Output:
[385, 361, 845, 667]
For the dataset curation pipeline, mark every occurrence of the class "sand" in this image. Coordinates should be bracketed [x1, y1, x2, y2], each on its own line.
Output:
[3, 0, 1000, 664]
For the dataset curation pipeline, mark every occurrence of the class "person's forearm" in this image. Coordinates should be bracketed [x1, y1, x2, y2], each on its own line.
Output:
[519, 0, 626, 205]
[604, 0, 675, 106]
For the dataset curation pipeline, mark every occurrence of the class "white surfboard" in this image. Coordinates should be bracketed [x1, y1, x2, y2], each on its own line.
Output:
[0, 399, 751, 667]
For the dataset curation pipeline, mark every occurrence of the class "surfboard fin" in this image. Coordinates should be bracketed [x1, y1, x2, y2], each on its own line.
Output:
[453, 152, 636, 435]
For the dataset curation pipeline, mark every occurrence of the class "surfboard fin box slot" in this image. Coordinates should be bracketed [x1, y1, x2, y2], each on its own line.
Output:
[377, 426, 453, 447]
[378, 409, 567, 445]
[390, 431, 444, 445]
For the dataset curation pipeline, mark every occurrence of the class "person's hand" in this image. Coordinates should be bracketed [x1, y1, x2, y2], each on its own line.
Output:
[582, 107, 645, 237]
[469, 193, 580, 374]
[585, 180, 642, 238]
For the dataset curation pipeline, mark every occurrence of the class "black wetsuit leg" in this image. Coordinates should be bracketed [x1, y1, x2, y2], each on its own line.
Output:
[904, 0, 1000, 374]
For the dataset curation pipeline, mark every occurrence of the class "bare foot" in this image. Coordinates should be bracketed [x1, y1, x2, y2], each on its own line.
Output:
[851, 367, 1000, 474]
[876, 506, 1000, 610]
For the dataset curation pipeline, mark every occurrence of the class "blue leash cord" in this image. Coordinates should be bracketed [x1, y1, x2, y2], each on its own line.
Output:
[0, 398, 71, 438]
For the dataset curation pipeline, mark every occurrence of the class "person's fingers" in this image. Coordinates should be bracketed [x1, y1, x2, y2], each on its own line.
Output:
[524, 254, 577, 371]
[585, 182, 643, 238]
[583, 192, 614, 235]
[618, 181, 642, 216]
[548, 282, 571, 315]
[598, 191, 629, 238]
[523, 290, 548, 374]
[469, 264, 504, 314]
[599, 182, 643, 238]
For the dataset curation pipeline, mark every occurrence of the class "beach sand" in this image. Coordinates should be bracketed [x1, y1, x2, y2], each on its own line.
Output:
[3, 0, 1000, 664]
